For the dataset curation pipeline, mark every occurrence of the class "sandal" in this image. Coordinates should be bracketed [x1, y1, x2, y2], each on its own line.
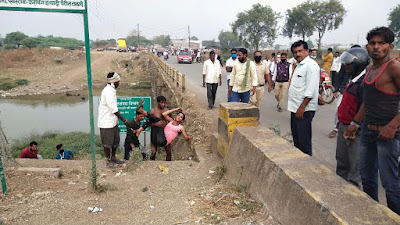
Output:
[329, 130, 338, 138]
[138, 98, 144, 109]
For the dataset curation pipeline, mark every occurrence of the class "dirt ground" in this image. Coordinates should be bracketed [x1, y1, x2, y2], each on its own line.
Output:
[0, 49, 148, 97]
[0, 50, 280, 224]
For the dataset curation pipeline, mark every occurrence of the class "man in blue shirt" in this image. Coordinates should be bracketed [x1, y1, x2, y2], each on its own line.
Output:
[55, 144, 74, 160]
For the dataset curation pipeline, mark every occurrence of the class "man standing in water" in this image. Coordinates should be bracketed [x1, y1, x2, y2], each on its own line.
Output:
[344, 26, 400, 215]
[98, 72, 130, 168]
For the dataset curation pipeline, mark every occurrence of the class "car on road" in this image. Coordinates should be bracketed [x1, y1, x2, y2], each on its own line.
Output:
[177, 51, 192, 64]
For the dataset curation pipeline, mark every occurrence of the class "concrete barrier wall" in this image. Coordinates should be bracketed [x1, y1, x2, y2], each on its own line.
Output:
[217, 103, 259, 157]
[224, 126, 400, 225]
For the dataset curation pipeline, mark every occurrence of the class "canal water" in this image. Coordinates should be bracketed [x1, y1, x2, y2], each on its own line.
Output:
[0, 89, 152, 144]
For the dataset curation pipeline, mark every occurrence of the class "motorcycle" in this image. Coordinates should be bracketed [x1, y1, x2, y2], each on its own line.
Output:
[319, 69, 335, 104]
[164, 54, 169, 61]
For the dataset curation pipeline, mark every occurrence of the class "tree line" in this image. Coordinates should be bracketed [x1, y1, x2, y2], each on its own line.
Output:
[1, 0, 399, 51]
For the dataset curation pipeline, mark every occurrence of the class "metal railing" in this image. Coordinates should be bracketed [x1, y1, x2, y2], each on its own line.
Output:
[151, 54, 186, 92]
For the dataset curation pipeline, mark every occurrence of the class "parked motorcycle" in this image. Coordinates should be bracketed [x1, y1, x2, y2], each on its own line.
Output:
[319, 69, 335, 104]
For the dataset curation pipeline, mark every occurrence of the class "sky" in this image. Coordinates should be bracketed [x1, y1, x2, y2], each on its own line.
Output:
[0, 0, 398, 47]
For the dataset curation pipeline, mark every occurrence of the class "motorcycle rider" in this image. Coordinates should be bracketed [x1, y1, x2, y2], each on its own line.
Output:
[335, 47, 370, 187]
[163, 50, 169, 60]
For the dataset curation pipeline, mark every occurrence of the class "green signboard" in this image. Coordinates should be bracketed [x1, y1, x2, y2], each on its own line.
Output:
[0, 0, 86, 13]
[117, 96, 152, 133]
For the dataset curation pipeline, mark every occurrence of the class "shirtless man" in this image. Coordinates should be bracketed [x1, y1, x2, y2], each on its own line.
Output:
[344, 26, 400, 215]
[149, 96, 169, 160]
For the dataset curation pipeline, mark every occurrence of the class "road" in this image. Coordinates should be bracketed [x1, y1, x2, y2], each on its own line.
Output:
[165, 56, 337, 170]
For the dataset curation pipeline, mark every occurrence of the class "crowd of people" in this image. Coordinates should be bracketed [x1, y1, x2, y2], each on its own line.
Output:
[201, 26, 400, 215]
[18, 25, 400, 215]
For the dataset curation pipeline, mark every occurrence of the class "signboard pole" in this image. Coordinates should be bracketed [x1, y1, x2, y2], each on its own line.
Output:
[0, 157, 7, 195]
[82, 1, 97, 190]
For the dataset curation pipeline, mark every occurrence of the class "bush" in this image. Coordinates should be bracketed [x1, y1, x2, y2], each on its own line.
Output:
[54, 56, 63, 64]
[0, 82, 17, 90]
[11, 131, 104, 159]
[0, 78, 29, 90]
[15, 78, 29, 86]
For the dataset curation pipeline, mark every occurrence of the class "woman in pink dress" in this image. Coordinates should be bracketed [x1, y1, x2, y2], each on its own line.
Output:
[162, 107, 192, 161]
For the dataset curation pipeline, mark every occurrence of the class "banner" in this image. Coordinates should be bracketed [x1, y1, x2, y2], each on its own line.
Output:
[0, 0, 85, 11]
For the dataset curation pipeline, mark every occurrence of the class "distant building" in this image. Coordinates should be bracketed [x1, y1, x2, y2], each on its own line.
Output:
[171, 38, 202, 50]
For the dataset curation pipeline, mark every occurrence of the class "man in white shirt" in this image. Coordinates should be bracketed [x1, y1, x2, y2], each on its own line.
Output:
[330, 51, 342, 90]
[269, 56, 279, 80]
[203, 51, 222, 109]
[228, 48, 258, 103]
[98, 72, 130, 168]
[262, 55, 271, 68]
[288, 40, 320, 156]
[225, 48, 238, 102]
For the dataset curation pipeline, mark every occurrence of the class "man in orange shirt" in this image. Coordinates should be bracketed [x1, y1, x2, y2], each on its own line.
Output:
[322, 48, 333, 74]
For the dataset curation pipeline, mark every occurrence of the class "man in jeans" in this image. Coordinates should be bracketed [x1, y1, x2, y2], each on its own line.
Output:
[273, 52, 291, 112]
[202, 50, 222, 109]
[228, 48, 257, 103]
[335, 47, 369, 187]
[344, 26, 400, 215]
[288, 40, 320, 156]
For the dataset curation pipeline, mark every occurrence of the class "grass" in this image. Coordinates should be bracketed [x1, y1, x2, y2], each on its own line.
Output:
[268, 122, 293, 143]
[97, 183, 116, 193]
[11, 131, 105, 159]
[0, 77, 29, 91]
[214, 165, 226, 183]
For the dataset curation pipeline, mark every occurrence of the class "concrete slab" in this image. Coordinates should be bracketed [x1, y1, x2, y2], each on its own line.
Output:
[224, 126, 400, 225]
[17, 167, 61, 177]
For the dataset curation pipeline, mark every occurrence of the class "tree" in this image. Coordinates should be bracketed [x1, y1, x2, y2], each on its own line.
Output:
[306, 40, 315, 49]
[126, 29, 151, 47]
[388, 4, 400, 43]
[4, 31, 28, 48]
[311, 0, 346, 49]
[283, 2, 314, 41]
[231, 3, 279, 50]
[218, 30, 242, 52]
[191, 36, 199, 41]
[202, 39, 219, 48]
[107, 38, 116, 45]
[93, 39, 109, 47]
[153, 35, 171, 47]
[21, 37, 38, 48]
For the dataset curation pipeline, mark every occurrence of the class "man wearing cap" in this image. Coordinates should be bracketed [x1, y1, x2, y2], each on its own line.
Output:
[98, 72, 130, 168]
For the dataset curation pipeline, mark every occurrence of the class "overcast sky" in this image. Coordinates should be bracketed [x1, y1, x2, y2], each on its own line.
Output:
[0, 0, 398, 47]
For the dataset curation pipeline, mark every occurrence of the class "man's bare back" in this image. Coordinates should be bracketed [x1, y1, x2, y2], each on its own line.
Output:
[149, 107, 169, 128]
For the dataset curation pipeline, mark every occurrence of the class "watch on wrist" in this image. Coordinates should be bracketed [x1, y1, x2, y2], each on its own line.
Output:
[350, 121, 360, 128]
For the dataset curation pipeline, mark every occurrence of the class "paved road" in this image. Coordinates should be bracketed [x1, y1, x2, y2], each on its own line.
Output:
[164, 56, 337, 170]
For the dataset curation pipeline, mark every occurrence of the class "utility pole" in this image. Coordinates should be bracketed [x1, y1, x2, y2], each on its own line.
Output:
[188, 25, 190, 50]
[137, 24, 140, 51]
